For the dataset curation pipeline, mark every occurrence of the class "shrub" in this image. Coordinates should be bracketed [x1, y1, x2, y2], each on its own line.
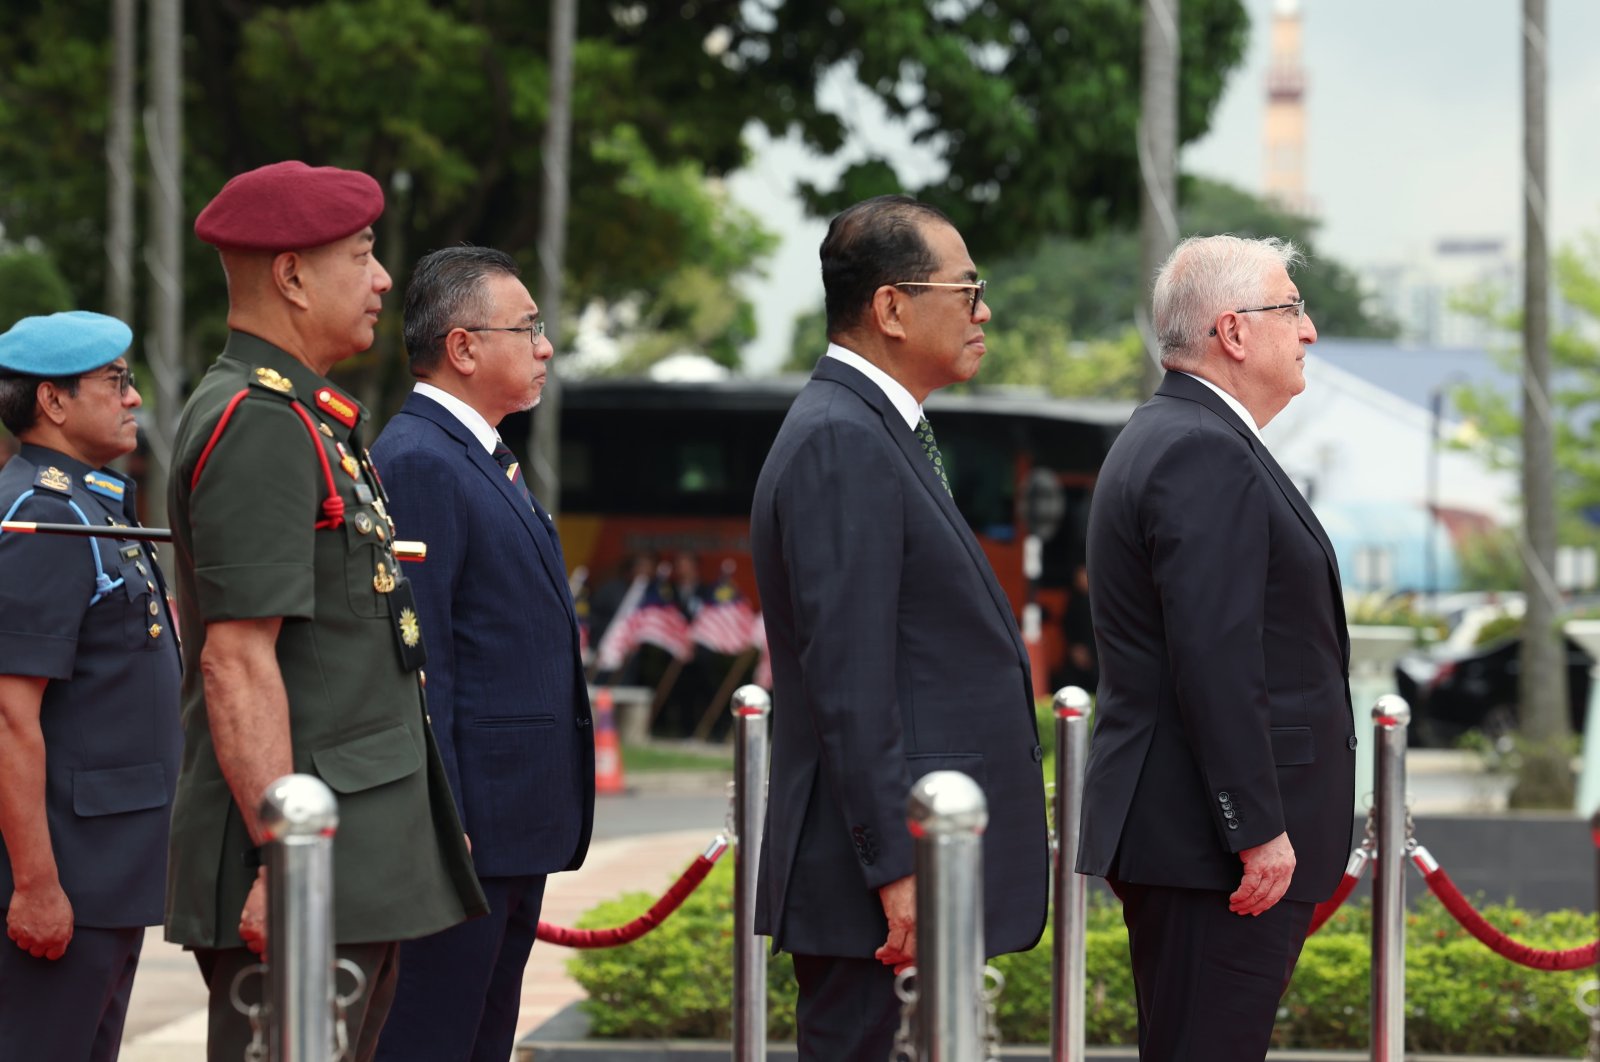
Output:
[570, 863, 1593, 1056]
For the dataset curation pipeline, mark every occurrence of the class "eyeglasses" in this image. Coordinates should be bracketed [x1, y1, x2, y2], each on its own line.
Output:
[437, 320, 547, 345]
[83, 366, 136, 396]
[1208, 298, 1306, 337]
[893, 279, 987, 319]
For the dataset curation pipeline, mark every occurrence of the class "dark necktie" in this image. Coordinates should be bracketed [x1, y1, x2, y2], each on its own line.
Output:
[492, 439, 533, 508]
[915, 416, 952, 498]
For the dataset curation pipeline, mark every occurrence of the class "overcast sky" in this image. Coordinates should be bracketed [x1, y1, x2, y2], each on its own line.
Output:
[731, 0, 1600, 373]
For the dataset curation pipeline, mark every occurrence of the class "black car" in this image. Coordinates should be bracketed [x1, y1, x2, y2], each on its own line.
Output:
[1394, 634, 1592, 747]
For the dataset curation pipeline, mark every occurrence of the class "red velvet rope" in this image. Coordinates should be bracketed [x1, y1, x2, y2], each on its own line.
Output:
[536, 844, 726, 949]
[1307, 871, 1362, 937]
[1420, 864, 1598, 971]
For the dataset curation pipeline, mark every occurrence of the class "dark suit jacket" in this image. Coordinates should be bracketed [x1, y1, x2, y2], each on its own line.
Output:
[1077, 372, 1355, 903]
[372, 392, 594, 878]
[750, 356, 1049, 959]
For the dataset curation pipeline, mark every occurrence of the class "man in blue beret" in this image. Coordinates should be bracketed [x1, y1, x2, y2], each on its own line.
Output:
[0, 311, 183, 1060]
[167, 161, 486, 1059]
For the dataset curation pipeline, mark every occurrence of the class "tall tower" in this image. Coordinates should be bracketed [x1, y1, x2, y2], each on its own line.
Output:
[1263, 0, 1309, 215]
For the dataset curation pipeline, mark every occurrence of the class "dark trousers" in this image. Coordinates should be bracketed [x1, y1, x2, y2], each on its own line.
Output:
[374, 874, 547, 1062]
[1116, 881, 1314, 1062]
[0, 923, 143, 1062]
[792, 953, 900, 1062]
[194, 941, 400, 1062]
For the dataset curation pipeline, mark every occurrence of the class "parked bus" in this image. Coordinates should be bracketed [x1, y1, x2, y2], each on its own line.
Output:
[516, 377, 1131, 685]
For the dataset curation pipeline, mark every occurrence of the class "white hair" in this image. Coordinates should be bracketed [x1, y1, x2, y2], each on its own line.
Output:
[1153, 234, 1304, 370]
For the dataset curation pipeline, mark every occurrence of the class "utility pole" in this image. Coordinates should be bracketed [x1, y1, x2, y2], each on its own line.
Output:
[144, 0, 183, 531]
[107, 0, 136, 324]
[1514, 0, 1573, 807]
[1137, 0, 1179, 396]
[528, 0, 576, 515]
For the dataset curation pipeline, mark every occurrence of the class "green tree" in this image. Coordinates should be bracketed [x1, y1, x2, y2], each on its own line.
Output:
[1449, 229, 1600, 805]
[0, 247, 74, 330]
[1, 0, 1250, 403]
[986, 177, 1398, 343]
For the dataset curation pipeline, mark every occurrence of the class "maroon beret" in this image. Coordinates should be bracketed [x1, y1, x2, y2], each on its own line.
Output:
[194, 160, 384, 252]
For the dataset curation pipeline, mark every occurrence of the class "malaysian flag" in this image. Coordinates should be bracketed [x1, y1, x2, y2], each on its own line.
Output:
[606, 579, 693, 664]
[690, 573, 757, 656]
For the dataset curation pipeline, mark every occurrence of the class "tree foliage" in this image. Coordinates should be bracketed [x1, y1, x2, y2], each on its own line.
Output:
[1451, 230, 1600, 539]
[0, 0, 1251, 405]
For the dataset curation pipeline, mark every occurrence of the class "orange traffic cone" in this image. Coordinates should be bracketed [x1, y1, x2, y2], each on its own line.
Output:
[593, 687, 627, 795]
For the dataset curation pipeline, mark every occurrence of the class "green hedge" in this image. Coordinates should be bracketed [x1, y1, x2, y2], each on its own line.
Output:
[569, 861, 1593, 1055]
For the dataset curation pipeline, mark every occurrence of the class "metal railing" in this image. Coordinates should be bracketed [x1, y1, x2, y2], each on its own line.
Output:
[1370, 695, 1410, 1062]
[731, 685, 772, 1062]
[1051, 686, 1091, 1062]
[906, 770, 990, 1060]
[257, 773, 341, 1060]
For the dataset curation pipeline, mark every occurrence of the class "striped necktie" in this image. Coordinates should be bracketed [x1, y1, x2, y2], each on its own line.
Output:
[915, 416, 952, 498]
[492, 439, 533, 508]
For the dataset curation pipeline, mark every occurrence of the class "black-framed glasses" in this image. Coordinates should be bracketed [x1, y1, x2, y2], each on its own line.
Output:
[83, 366, 136, 396]
[893, 279, 987, 319]
[1208, 298, 1306, 337]
[436, 320, 547, 345]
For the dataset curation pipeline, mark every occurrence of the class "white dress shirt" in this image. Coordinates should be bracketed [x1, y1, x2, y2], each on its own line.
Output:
[825, 343, 924, 431]
[1178, 371, 1264, 444]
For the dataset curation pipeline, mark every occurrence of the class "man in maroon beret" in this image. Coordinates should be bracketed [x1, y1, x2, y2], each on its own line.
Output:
[166, 161, 487, 1060]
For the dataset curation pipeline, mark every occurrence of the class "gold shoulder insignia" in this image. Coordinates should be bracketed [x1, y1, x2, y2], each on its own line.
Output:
[252, 367, 295, 394]
[34, 466, 72, 494]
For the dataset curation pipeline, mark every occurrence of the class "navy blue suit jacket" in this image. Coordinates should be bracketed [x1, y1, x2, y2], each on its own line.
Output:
[750, 357, 1049, 959]
[371, 392, 593, 878]
[1078, 372, 1354, 903]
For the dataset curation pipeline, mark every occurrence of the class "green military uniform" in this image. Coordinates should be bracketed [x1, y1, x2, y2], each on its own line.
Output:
[165, 331, 486, 949]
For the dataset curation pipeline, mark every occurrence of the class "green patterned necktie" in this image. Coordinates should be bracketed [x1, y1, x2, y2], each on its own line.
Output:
[915, 416, 953, 498]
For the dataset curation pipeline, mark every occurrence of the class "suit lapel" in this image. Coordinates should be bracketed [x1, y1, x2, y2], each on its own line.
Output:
[402, 395, 575, 621]
[812, 360, 1029, 664]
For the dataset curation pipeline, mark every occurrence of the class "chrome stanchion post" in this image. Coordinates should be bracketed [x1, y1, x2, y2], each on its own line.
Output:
[1052, 687, 1090, 1062]
[909, 770, 988, 1062]
[1370, 696, 1409, 1062]
[259, 774, 339, 1061]
[731, 685, 771, 1062]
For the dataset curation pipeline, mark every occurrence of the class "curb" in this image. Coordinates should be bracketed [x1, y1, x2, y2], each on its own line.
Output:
[515, 1006, 1567, 1062]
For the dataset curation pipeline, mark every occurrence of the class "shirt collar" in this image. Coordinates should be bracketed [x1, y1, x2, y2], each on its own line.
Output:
[825, 342, 923, 431]
[1178, 371, 1263, 443]
[413, 381, 499, 454]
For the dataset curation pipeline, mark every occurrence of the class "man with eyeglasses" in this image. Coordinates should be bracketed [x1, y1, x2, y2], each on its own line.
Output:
[0, 311, 181, 1059]
[751, 195, 1048, 1059]
[166, 162, 486, 1060]
[1078, 234, 1354, 1061]
[369, 245, 593, 1062]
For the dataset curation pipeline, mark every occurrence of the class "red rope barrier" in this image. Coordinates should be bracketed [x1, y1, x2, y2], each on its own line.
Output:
[1308, 872, 1361, 937]
[1413, 848, 1597, 972]
[536, 836, 728, 949]
[1306, 843, 1371, 937]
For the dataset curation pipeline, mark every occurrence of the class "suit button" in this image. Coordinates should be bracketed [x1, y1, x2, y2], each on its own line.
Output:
[577, 716, 592, 729]
[1031, 745, 1044, 763]
[1347, 734, 1359, 750]
[1226, 820, 1239, 830]
[1217, 791, 1230, 803]
[1223, 808, 1235, 819]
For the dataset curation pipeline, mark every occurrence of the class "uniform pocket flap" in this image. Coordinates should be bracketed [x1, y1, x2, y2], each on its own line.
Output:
[311, 723, 422, 794]
[72, 762, 169, 817]
[1270, 725, 1315, 766]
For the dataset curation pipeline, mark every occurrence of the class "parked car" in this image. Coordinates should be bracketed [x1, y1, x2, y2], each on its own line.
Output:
[1394, 631, 1592, 747]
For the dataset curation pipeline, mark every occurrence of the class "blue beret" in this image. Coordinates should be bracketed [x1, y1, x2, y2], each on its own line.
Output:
[195, 160, 384, 252]
[0, 312, 134, 377]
